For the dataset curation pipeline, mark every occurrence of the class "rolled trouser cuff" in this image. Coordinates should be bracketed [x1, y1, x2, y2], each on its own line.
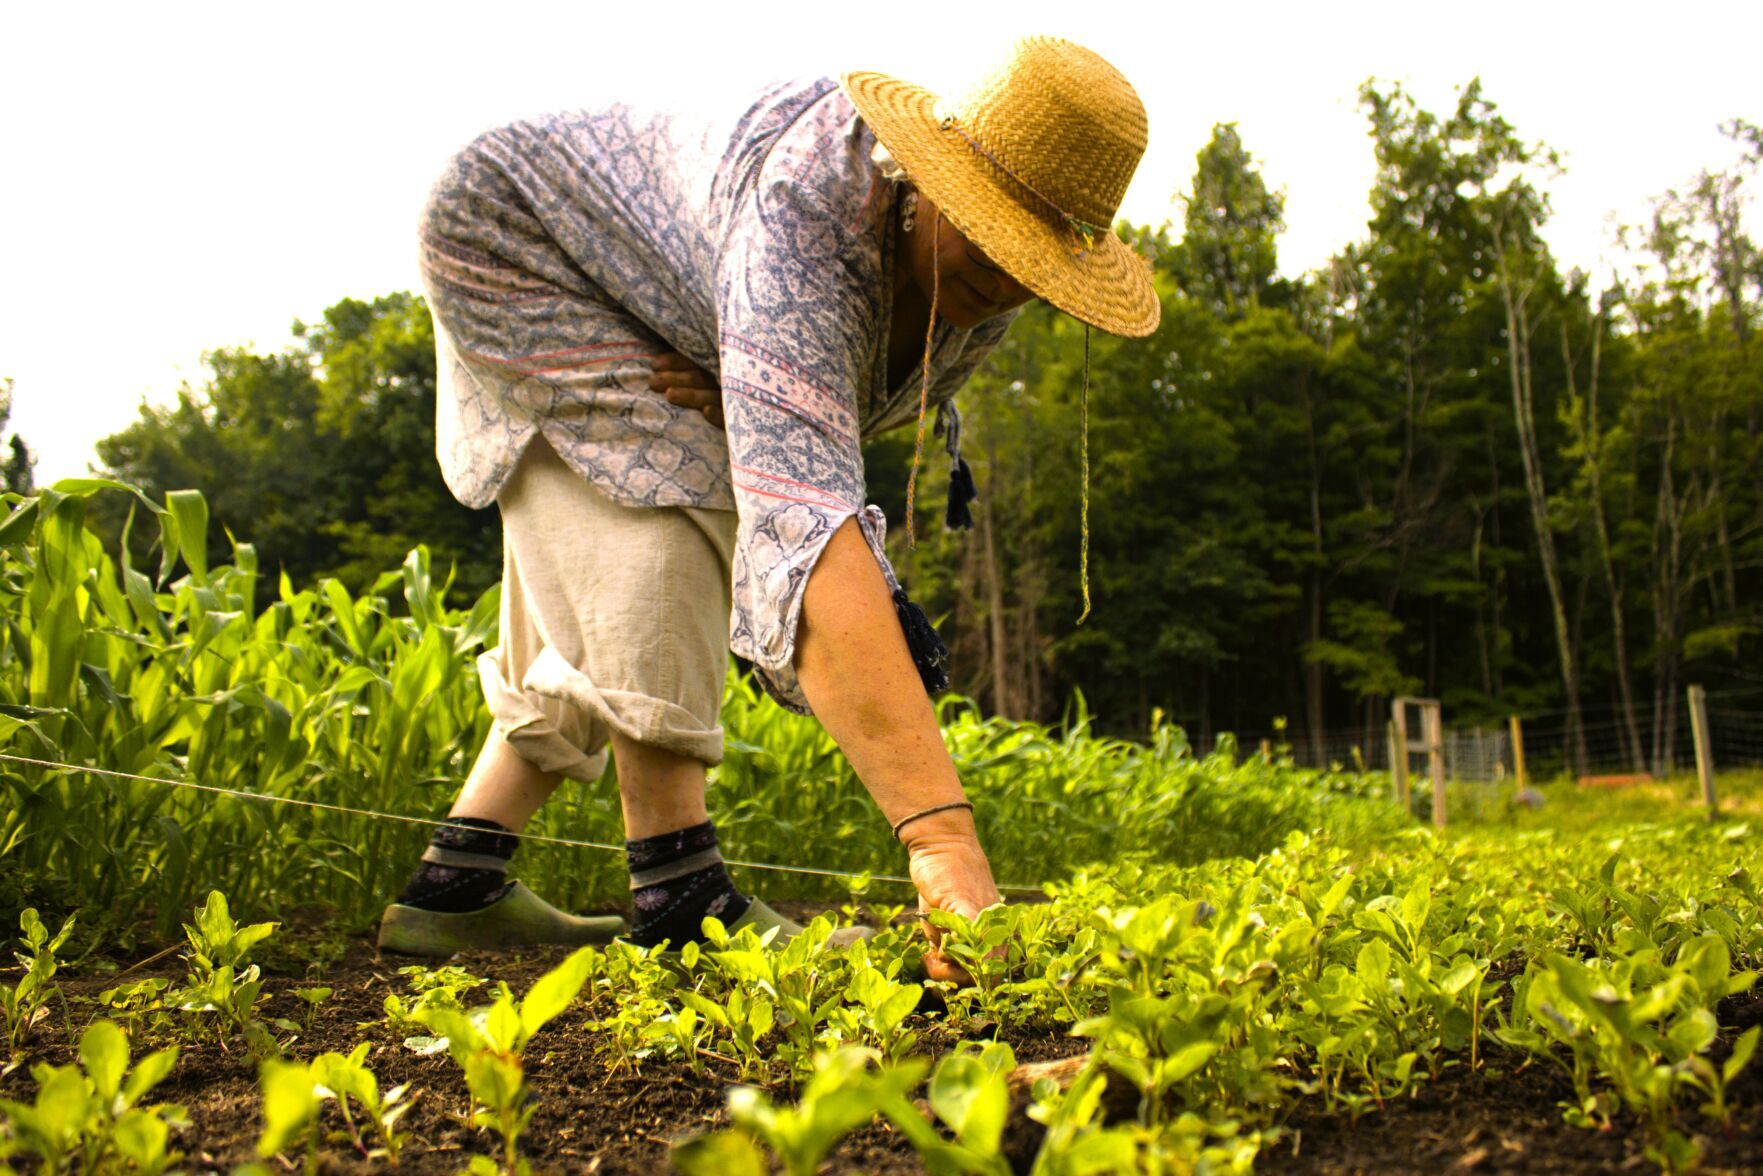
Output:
[479, 648, 612, 783]
[522, 646, 725, 767]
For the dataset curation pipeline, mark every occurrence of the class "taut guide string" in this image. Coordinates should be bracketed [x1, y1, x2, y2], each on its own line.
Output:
[0, 751, 1048, 896]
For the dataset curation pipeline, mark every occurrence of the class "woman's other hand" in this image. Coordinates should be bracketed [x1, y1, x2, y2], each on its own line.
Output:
[903, 809, 1004, 985]
[651, 352, 724, 429]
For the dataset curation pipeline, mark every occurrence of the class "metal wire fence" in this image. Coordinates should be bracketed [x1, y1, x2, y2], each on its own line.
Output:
[1231, 688, 1763, 783]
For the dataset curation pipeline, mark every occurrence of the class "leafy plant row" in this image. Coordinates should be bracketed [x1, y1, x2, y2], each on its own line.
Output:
[0, 481, 1406, 942]
[4, 811, 1758, 1173]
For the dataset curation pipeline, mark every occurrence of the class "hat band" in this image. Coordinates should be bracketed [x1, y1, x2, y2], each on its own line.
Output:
[941, 112, 1110, 257]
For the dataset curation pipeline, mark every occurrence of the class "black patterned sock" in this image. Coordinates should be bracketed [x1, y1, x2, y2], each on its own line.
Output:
[625, 820, 751, 948]
[395, 817, 518, 913]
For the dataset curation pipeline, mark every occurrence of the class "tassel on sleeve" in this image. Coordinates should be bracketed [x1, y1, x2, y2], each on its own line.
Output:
[936, 400, 977, 531]
[892, 586, 951, 695]
[945, 457, 977, 530]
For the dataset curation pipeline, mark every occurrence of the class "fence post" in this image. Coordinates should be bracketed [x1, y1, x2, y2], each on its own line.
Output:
[1509, 715, 1527, 795]
[1424, 701, 1447, 829]
[1390, 705, 1411, 809]
[1687, 684, 1717, 815]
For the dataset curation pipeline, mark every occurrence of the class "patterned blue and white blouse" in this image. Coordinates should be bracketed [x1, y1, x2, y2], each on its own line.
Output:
[418, 76, 1020, 712]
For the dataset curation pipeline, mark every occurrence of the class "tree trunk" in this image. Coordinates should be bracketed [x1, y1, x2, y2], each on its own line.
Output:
[1651, 412, 1685, 775]
[1564, 318, 1646, 773]
[1300, 366, 1328, 765]
[1495, 236, 1586, 775]
[979, 495, 1011, 718]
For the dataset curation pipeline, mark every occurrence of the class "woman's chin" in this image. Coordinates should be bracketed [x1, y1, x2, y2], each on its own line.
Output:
[935, 296, 994, 330]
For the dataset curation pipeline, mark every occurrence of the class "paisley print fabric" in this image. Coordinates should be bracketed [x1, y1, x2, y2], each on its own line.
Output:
[419, 77, 1020, 712]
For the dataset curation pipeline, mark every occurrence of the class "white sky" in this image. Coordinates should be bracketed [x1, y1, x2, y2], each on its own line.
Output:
[3, 0, 1757, 482]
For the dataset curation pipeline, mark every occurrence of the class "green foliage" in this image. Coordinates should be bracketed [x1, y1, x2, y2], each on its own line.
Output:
[0, 1019, 186, 1174]
[0, 477, 1410, 936]
[1, 909, 73, 1054]
[93, 293, 497, 598]
[253, 1043, 416, 1172]
[378, 964, 484, 1038]
[413, 946, 594, 1175]
[674, 1046, 929, 1176]
[655, 807, 1761, 1172]
[172, 890, 279, 1055]
[0, 480, 501, 936]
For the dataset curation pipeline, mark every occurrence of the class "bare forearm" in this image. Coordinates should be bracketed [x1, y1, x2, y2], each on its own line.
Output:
[796, 516, 1001, 969]
[794, 516, 974, 843]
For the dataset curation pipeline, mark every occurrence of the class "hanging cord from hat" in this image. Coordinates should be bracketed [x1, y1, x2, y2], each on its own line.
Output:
[1078, 323, 1091, 624]
[887, 201, 954, 693]
[904, 205, 942, 549]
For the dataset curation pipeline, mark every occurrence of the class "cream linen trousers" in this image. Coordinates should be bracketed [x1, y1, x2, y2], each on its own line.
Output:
[482, 436, 738, 782]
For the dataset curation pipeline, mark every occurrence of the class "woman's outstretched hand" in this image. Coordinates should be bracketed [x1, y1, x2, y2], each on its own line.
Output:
[903, 811, 1004, 985]
[651, 352, 724, 429]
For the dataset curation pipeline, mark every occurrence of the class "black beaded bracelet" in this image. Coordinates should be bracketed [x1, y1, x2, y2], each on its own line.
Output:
[890, 800, 975, 842]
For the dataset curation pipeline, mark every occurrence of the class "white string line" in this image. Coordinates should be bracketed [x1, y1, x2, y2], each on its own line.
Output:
[0, 751, 1047, 895]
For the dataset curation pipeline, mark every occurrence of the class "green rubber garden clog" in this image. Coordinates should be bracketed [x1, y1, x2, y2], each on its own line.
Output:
[376, 881, 627, 958]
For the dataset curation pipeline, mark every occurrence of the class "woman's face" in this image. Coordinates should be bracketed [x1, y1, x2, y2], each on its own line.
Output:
[904, 188, 1038, 329]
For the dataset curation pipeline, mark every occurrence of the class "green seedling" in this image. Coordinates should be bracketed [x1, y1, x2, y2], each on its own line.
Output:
[1500, 938, 1753, 1143]
[173, 890, 279, 1054]
[380, 964, 485, 1036]
[255, 1056, 322, 1176]
[879, 1041, 1019, 1176]
[673, 1046, 928, 1176]
[294, 986, 333, 1033]
[253, 1043, 416, 1171]
[2, 909, 74, 1053]
[643, 1005, 709, 1076]
[826, 948, 921, 1064]
[96, 977, 175, 1041]
[415, 946, 594, 1175]
[0, 1019, 186, 1174]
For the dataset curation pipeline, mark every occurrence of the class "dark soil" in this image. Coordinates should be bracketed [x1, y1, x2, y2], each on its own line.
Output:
[1272, 989, 1763, 1175]
[7, 917, 1763, 1175]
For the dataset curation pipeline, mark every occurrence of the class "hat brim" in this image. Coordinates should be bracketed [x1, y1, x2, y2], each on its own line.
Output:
[839, 70, 1161, 339]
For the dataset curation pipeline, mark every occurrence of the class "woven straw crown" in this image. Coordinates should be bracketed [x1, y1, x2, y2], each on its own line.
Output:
[840, 37, 1160, 338]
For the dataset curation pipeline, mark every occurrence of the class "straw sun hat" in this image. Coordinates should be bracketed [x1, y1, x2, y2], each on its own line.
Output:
[839, 36, 1160, 339]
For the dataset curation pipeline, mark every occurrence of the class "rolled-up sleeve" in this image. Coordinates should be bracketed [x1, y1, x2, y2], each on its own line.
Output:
[715, 163, 902, 713]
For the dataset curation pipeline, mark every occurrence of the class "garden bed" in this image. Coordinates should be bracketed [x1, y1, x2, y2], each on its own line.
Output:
[9, 916, 1761, 1175]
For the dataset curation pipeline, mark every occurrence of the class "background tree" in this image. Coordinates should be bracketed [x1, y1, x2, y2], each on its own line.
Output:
[95, 294, 499, 596]
[0, 378, 37, 495]
[78, 91, 1760, 772]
